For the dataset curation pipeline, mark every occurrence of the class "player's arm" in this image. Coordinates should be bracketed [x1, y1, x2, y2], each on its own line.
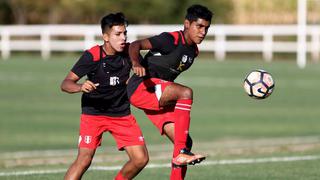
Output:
[60, 72, 99, 93]
[61, 51, 99, 93]
[129, 39, 152, 77]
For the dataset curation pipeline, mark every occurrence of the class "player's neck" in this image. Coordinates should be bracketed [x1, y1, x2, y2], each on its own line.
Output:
[103, 44, 116, 55]
[183, 30, 194, 46]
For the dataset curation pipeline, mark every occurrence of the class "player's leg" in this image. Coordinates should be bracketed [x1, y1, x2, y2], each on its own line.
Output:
[159, 83, 193, 106]
[163, 123, 193, 180]
[160, 83, 192, 155]
[111, 115, 148, 179]
[64, 148, 96, 180]
[163, 122, 193, 149]
[161, 83, 205, 166]
[130, 79, 204, 166]
[65, 114, 104, 180]
[115, 145, 149, 179]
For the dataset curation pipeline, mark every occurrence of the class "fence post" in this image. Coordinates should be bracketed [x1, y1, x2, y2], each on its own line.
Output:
[85, 29, 95, 49]
[215, 29, 226, 61]
[41, 29, 50, 60]
[311, 28, 319, 62]
[1, 29, 10, 60]
[263, 31, 273, 62]
[297, 0, 307, 68]
[127, 29, 138, 43]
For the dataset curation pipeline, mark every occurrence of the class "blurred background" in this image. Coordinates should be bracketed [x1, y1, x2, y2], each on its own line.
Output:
[0, 0, 320, 24]
[1, 0, 320, 179]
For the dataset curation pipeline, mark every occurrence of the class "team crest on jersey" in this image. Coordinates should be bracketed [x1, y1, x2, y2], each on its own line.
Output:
[84, 135, 92, 144]
[110, 76, 120, 86]
[181, 55, 188, 63]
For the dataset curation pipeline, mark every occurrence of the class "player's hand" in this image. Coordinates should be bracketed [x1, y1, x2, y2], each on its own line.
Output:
[132, 63, 146, 77]
[80, 80, 99, 93]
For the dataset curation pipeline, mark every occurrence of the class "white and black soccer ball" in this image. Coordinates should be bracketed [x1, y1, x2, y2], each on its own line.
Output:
[243, 69, 275, 99]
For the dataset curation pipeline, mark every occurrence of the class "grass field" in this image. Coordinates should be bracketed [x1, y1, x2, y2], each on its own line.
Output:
[1, 55, 320, 179]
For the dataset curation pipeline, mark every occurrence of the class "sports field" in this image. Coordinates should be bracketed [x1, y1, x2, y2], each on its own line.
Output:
[1, 55, 320, 179]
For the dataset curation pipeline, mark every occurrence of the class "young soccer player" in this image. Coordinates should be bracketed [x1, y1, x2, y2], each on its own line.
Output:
[127, 4, 213, 180]
[61, 13, 148, 180]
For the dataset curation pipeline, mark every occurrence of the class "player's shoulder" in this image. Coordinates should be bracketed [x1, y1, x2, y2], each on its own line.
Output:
[167, 31, 186, 45]
[167, 31, 198, 54]
[86, 45, 101, 62]
[167, 31, 180, 45]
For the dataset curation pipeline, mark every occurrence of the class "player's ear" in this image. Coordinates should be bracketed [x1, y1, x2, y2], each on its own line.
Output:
[184, 19, 190, 29]
[102, 33, 109, 42]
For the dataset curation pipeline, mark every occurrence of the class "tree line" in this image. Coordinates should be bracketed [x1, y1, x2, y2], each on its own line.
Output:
[0, 0, 232, 24]
[0, 0, 318, 25]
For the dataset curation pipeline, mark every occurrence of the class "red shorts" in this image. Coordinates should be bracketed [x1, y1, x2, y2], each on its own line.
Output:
[78, 114, 145, 150]
[144, 107, 176, 135]
[130, 78, 172, 110]
[130, 78, 175, 134]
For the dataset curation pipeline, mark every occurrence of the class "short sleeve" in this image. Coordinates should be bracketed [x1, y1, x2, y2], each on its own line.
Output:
[71, 51, 98, 78]
[148, 32, 176, 55]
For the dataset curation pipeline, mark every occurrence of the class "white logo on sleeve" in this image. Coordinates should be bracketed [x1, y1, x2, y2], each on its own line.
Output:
[181, 55, 188, 63]
[110, 76, 120, 86]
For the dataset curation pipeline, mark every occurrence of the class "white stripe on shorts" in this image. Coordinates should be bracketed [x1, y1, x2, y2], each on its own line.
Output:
[155, 84, 162, 101]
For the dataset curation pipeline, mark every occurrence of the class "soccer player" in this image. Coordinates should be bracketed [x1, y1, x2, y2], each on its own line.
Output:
[61, 13, 148, 180]
[127, 4, 212, 180]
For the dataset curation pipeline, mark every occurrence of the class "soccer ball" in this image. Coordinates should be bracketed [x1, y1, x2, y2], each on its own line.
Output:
[243, 69, 275, 99]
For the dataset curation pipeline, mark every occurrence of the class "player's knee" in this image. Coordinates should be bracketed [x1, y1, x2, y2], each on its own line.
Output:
[180, 87, 193, 99]
[132, 154, 149, 169]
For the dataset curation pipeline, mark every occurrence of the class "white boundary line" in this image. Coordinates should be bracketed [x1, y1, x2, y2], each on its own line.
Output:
[3, 135, 320, 159]
[1, 155, 319, 177]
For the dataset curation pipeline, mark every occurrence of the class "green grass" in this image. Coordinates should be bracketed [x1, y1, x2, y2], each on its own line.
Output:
[3, 159, 320, 180]
[1, 55, 320, 179]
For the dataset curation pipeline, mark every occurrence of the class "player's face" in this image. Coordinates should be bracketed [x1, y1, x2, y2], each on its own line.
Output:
[185, 18, 210, 44]
[103, 25, 127, 53]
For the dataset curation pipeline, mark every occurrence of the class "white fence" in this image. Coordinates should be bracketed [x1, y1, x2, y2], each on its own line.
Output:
[0, 25, 319, 62]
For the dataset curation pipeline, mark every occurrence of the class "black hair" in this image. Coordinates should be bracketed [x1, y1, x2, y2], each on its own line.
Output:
[100, 12, 128, 34]
[185, 4, 213, 23]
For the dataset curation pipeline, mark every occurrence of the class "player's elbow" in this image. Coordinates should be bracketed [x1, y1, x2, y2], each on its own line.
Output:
[60, 81, 68, 93]
[60, 80, 72, 93]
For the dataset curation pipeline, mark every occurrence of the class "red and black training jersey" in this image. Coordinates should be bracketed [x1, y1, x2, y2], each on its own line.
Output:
[127, 31, 199, 98]
[72, 45, 132, 116]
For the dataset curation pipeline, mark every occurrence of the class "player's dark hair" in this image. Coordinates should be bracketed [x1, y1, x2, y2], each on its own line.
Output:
[185, 4, 213, 23]
[100, 12, 128, 34]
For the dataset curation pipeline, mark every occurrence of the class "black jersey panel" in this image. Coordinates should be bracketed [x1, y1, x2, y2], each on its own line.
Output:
[71, 51, 98, 78]
[71, 45, 132, 116]
[148, 32, 176, 55]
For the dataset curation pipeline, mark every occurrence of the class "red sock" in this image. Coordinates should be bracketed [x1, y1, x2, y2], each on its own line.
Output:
[170, 165, 187, 180]
[173, 99, 192, 155]
[171, 99, 192, 180]
[114, 171, 128, 180]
